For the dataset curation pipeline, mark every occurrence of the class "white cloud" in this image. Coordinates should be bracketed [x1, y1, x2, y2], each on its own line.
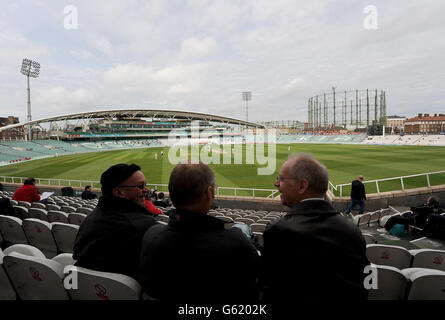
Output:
[179, 37, 218, 59]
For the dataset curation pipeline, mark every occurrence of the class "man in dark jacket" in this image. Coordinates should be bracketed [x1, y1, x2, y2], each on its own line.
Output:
[81, 185, 97, 200]
[344, 175, 366, 215]
[261, 154, 369, 302]
[139, 161, 260, 302]
[73, 163, 157, 280]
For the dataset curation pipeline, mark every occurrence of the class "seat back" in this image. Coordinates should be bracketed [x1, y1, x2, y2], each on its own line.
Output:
[47, 210, 70, 224]
[76, 207, 93, 215]
[31, 202, 46, 209]
[0, 215, 28, 245]
[3, 244, 46, 258]
[68, 213, 87, 226]
[22, 219, 58, 258]
[51, 223, 79, 253]
[60, 206, 76, 214]
[234, 217, 255, 226]
[12, 206, 29, 220]
[17, 201, 31, 209]
[353, 213, 371, 227]
[362, 233, 378, 245]
[366, 244, 412, 269]
[0, 249, 16, 300]
[3, 252, 70, 300]
[250, 223, 267, 233]
[410, 249, 445, 271]
[67, 266, 141, 300]
[367, 264, 408, 300]
[28, 208, 49, 222]
[46, 204, 61, 211]
[407, 269, 445, 300]
[368, 210, 382, 225]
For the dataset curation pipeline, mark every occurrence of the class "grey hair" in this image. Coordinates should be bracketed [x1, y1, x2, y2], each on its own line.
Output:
[287, 153, 329, 195]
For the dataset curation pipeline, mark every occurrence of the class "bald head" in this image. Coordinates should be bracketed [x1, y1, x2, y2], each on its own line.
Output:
[169, 161, 215, 211]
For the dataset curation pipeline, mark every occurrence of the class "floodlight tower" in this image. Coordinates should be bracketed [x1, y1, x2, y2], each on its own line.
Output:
[242, 91, 252, 122]
[20, 58, 40, 140]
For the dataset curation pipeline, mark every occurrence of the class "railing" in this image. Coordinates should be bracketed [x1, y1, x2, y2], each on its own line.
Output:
[329, 170, 445, 197]
[0, 176, 279, 199]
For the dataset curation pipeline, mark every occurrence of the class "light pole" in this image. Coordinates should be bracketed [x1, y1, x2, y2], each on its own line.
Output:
[20, 58, 40, 141]
[242, 91, 251, 122]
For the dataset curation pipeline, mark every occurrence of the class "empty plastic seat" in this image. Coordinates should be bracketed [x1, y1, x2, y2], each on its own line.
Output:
[353, 213, 371, 227]
[366, 244, 412, 270]
[368, 210, 382, 225]
[0, 248, 16, 300]
[234, 217, 255, 226]
[250, 223, 267, 233]
[51, 223, 79, 253]
[76, 207, 93, 215]
[0, 215, 28, 245]
[367, 264, 408, 300]
[403, 268, 445, 300]
[47, 210, 70, 224]
[28, 208, 49, 222]
[362, 233, 378, 245]
[17, 201, 31, 209]
[67, 266, 141, 300]
[60, 206, 76, 214]
[409, 249, 445, 271]
[3, 252, 70, 300]
[46, 204, 61, 211]
[31, 202, 46, 210]
[68, 213, 87, 226]
[22, 219, 58, 258]
[3, 244, 46, 258]
[12, 206, 29, 220]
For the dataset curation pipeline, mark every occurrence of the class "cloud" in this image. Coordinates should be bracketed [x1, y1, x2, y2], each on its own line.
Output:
[179, 36, 218, 59]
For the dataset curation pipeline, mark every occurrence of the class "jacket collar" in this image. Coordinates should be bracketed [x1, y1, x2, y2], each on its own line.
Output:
[168, 208, 225, 230]
[98, 195, 149, 215]
[286, 199, 338, 217]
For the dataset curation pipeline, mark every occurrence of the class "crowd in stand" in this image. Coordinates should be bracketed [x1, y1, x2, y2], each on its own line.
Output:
[1, 154, 444, 302]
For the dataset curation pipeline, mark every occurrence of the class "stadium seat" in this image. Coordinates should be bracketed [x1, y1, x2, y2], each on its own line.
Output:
[31, 202, 46, 210]
[76, 207, 93, 215]
[402, 268, 445, 300]
[51, 223, 79, 253]
[67, 266, 141, 300]
[46, 204, 61, 211]
[60, 206, 76, 214]
[12, 206, 29, 220]
[0, 215, 28, 245]
[352, 213, 371, 227]
[379, 213, 401, 228]
[3, 244, 46, 258]
[234, 217, 255, 226]
[157, 214, 169, 223]
[250, 223, 267, 233]
[52, 253, 76, 267]
[362, 233, 378, 244]
[368, 210, 382, 226]
[0, 248, 16, 300]
[9, 199, 18, 206]
[22, 219, 58, 258]
[28, 208, 49, 222]
[409, 249, 445, 271]
[367, 264, 408, 300]
[47, 210, 70, 224]
[17, 201, 31, 209]
[3, 251, 70, 300]
[68, 213, 87, 226]
[253, 232, 264, 247]
[366, 244, 412, 269]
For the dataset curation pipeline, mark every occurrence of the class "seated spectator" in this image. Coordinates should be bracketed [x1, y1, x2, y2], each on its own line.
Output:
[73, 163, 158, 280]
[81, 185, 97, 200]
[153, 192, 171, 208]
[139, 161, 260, 302]
[385, 196, 443, 232]
[12, 178, 40, 203]
[144, 191, 162, 215]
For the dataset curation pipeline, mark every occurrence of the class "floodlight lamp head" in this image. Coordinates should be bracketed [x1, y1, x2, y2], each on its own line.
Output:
[20, 58, 40, 78]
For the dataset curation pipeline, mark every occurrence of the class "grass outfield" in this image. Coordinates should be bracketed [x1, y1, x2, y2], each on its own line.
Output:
[0, 144, 444, 197]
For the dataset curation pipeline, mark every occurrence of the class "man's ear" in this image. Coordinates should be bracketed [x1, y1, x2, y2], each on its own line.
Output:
[112, 187, 122, 198]
[296, 179, 309, 194]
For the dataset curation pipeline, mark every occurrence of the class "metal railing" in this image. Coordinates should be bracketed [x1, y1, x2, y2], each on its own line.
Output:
[0, 176, 279, 199]
[329, 170, 445, 197]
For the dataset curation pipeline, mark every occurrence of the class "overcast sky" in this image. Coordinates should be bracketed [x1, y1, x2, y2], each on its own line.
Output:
[1, 0, 444, 124]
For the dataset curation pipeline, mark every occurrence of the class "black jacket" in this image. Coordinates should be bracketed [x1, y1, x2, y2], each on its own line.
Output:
[73, 195, 157, 280]
[261, 199, 369, 302]
[351, 179, 366, 200]
[81, 190, 97, 200]
[139, 208, 260, 302]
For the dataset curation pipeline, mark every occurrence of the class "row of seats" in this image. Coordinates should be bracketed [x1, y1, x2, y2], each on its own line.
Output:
[0, 244, 141, 300]
[0, 215, 79, 257]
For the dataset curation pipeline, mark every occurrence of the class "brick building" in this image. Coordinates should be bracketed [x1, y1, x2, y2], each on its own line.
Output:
[404, 113, 445, 134]
[0, 116, 25, 140]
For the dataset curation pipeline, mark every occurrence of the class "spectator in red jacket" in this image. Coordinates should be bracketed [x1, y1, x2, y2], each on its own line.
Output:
[145, 191, 162, 215]
[12, 177, 40, 203]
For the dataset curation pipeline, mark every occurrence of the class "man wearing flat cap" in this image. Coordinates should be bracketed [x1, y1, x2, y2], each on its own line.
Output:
[73, 163, 158, 280]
